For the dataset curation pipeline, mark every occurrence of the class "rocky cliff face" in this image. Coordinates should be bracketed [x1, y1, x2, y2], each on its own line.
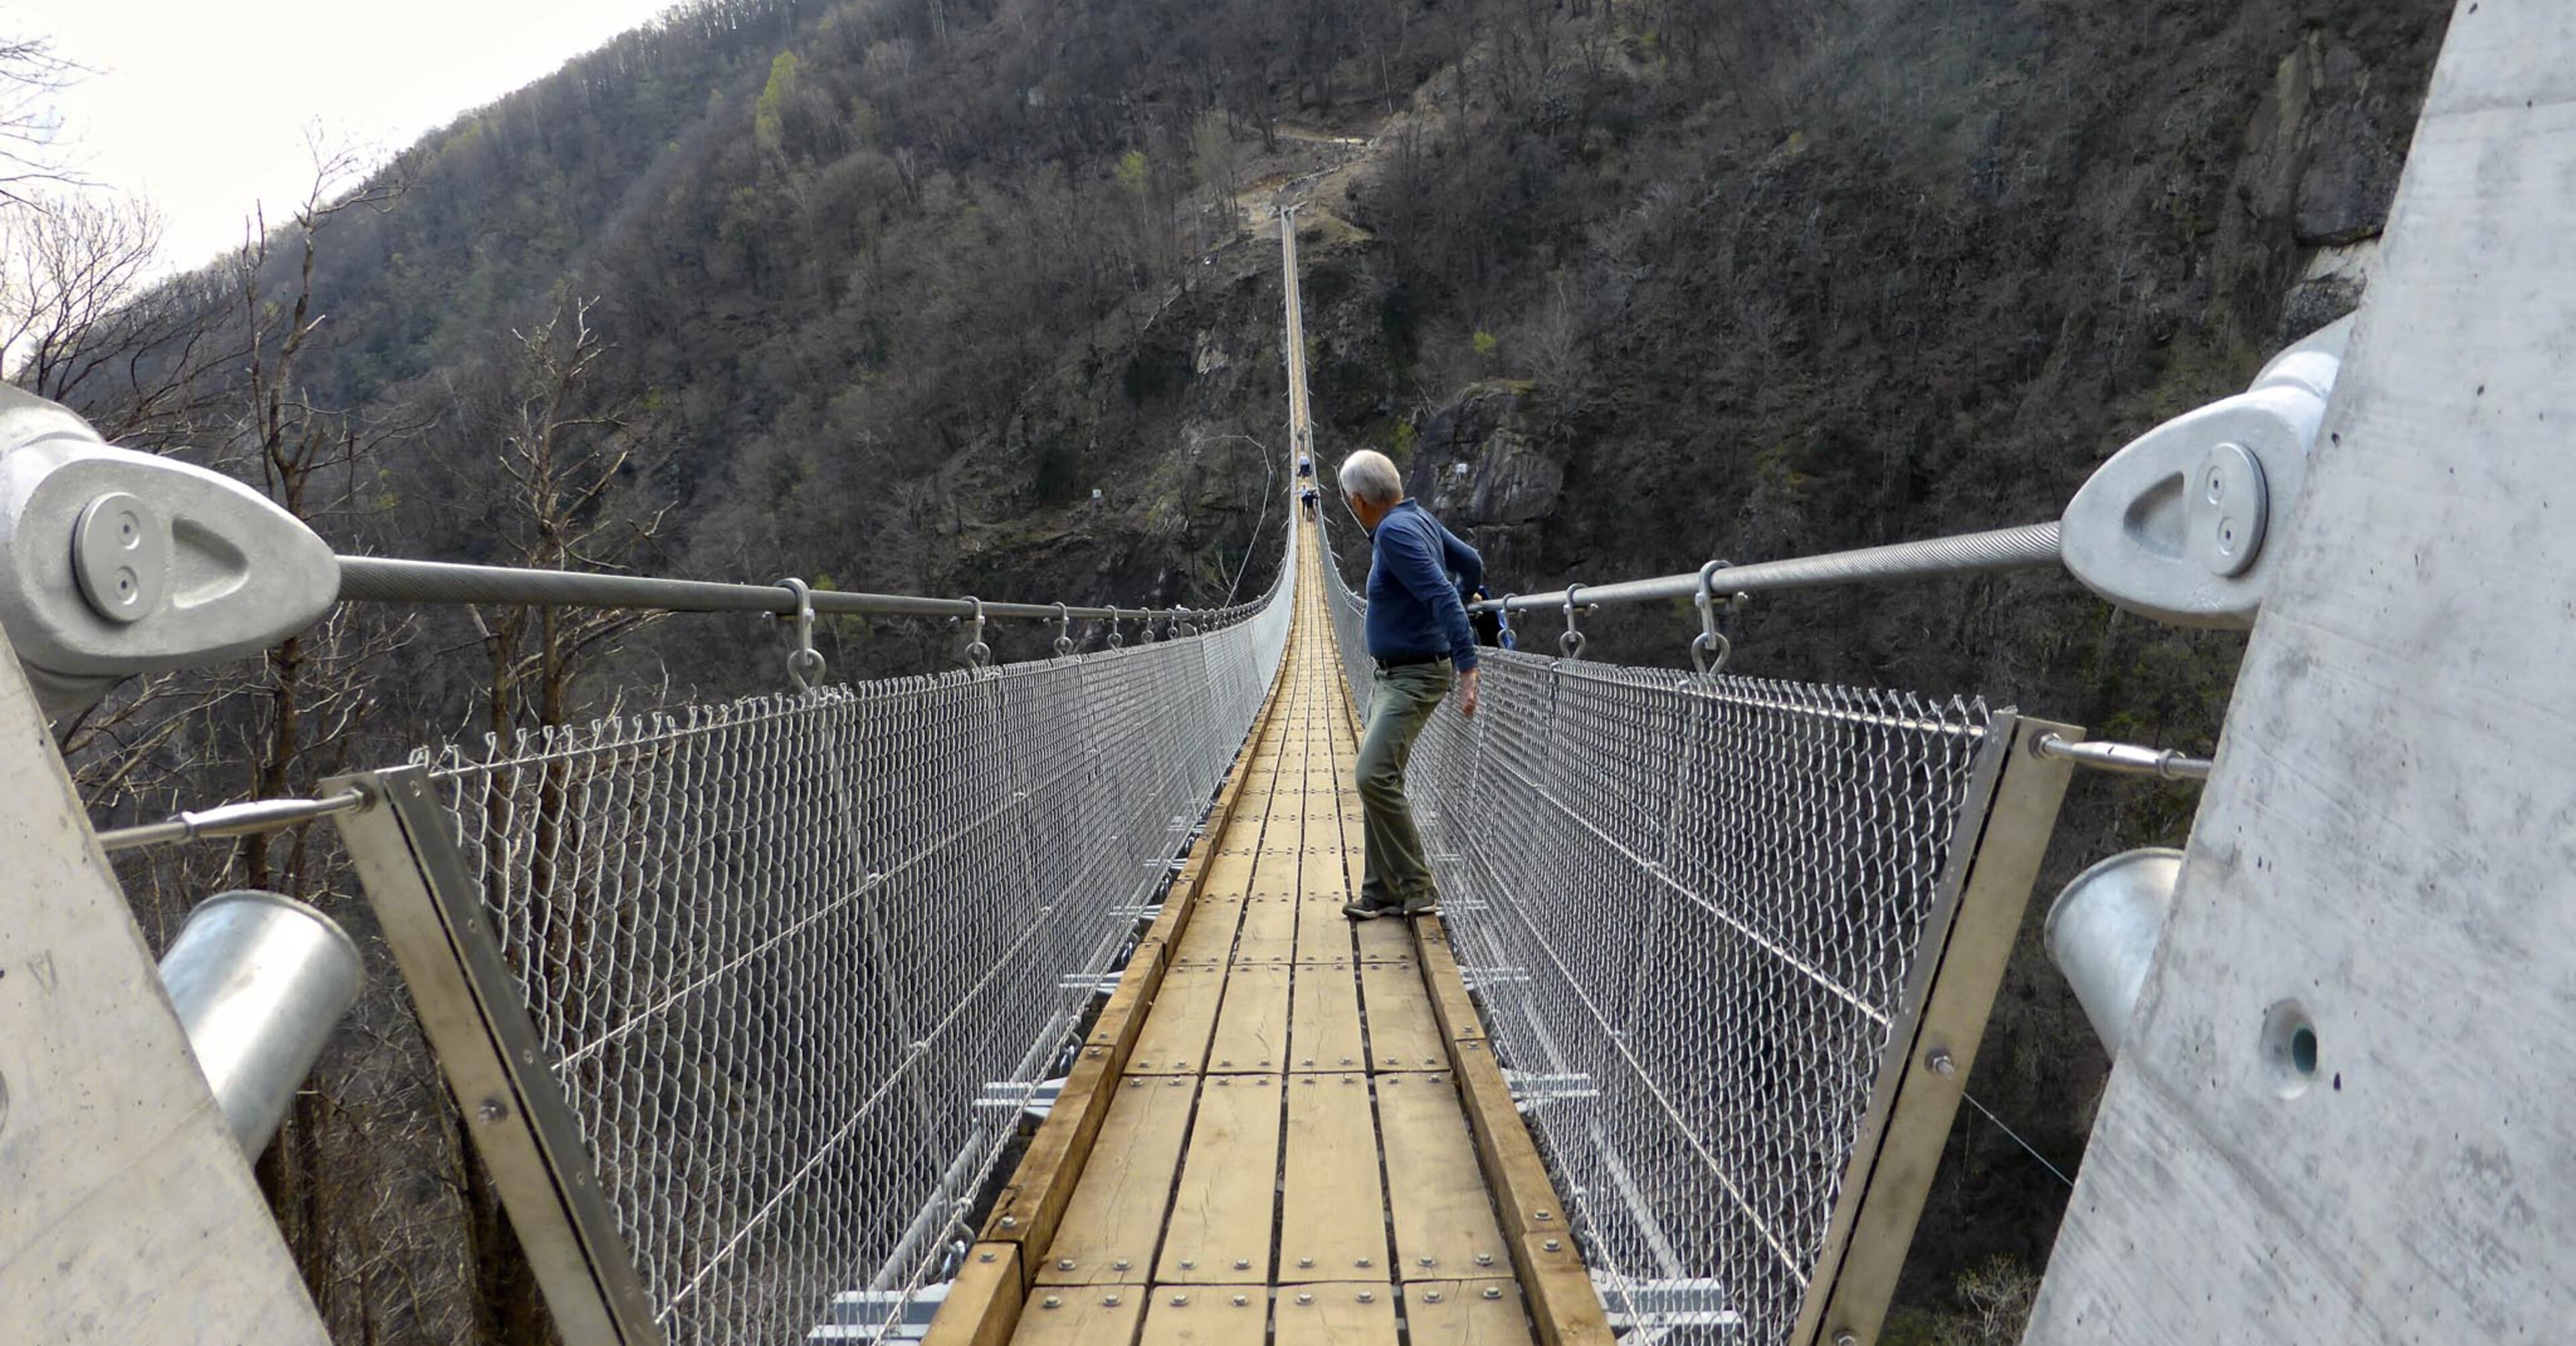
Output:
[1417, 384, 1566, 526]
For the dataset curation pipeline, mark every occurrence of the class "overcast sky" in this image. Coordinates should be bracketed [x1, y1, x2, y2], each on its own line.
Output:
[30, 0, 684, 276]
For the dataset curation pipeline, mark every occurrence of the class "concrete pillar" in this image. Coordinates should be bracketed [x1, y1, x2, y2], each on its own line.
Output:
[0, 629, 329, 1343]
[2025, 5, 2576, 1341]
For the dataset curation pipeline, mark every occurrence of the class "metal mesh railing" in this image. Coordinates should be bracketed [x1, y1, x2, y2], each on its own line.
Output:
[1316, 517, 1998, 1344]
[400, 521, 1295, 1345]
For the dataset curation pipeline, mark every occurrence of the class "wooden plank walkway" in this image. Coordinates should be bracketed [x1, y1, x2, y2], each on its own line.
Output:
[929, 528, 1609, 1346]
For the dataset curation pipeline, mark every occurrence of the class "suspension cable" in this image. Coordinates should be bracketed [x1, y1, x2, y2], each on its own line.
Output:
[334, 555, 1253, 627]
[1471, 521, 2063, 616]
[1962, 1091, 2076, 1188]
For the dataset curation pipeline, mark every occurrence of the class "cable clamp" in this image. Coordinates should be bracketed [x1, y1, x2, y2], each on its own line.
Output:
[1691, 560, 1733, 676]
[1559, 583, 1589, 660]
[961, 596, 991, 670]
[1052, 603, 1075, 658]
[779, 578, 824, 692]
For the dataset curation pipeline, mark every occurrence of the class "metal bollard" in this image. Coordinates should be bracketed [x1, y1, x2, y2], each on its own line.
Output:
[156, 890, 364, 1157]
[2045, 848, 2182, 1061]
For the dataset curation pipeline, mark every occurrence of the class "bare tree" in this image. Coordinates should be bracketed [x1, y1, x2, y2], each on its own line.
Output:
[0, 32, 243, 443]
[2, 193, 252, 448]
[462, 288, 664, 951]
[462, 289, 667, 741]
[217, 150, 417, 898]
[1189, 110, 1246, 252]
[0, 37, 83, 205]
[2, 193, 158, 377]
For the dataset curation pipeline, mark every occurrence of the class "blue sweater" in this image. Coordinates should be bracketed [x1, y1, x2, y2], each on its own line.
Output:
[1364, 500, 1483, 672]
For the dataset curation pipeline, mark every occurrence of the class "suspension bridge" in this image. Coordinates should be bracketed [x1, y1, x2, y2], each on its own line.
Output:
[3, 201, 2074, 1346]
[7, 9, 2574, 1343]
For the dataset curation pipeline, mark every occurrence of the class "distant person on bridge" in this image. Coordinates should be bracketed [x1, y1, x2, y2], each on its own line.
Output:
[1297, 452, 1313, 478]
[1338, 448, 1481, 921]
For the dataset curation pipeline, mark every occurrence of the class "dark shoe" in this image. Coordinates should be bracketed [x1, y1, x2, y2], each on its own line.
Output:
[1343, 898, 1391, 921]
[1400, 892, 1440, 917]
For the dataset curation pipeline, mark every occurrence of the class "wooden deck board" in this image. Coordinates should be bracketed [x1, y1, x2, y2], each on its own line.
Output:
[1199, 854, 1257, 895]
[1171, 900, 1242, 968]
[1298, 848, 1348, 902]
[1232, 896, 1298, 964]
[1035, 1078, 1198, 1285]
[1360, 961, 1450, 1074]
[1405, 1280, 1537, 1346]
[1205, 967, 1292, 1073]
[1272, 1283, 1398, 1346]
[1136, 1290, 1267, 1346]
[1155, 1076, 1282, 1284]
[1287, 964, 1366, 1073]
[1352, 913, 1413, 962]
[1240, 894, 1298, 939]
[1278, 1074, 1390, 1281]
[1375, 1073, 1511, 1282]
[1128, 967, 1228, 1075]
[1293, 902, 1360, 964]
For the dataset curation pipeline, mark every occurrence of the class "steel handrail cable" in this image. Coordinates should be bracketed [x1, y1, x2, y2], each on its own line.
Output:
[335, 554, 1276, 629]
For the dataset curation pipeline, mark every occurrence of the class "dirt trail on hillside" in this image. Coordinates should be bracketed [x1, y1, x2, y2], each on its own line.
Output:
[1230, 117, 1409, 240]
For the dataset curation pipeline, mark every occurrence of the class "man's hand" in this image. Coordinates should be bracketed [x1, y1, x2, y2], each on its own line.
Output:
[1458, 666, 1481, 717]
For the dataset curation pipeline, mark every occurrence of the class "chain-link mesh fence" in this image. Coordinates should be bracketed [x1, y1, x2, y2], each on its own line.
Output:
[1317, 516, 1996, 1344]
[397, 520, 1295, 1345]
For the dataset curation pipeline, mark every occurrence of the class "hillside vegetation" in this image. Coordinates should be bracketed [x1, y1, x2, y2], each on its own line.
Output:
[38, 0, 2452, 1339]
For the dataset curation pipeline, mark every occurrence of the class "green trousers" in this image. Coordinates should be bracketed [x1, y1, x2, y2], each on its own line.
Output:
[1355, 662, 1453, 909]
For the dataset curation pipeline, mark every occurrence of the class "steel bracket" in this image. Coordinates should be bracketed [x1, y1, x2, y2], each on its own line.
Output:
[2059, 317, 2350, 627]
[0, 386, 337, 719]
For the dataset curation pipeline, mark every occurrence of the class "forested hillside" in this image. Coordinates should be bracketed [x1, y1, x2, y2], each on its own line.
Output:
[35, 0, 2453, 1339]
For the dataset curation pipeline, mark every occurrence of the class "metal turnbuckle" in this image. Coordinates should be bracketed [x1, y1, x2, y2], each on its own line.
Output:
[961, 596, 991, 670]
[1140, 609, 1160, 645]
[779, 578, 824, 692]
[1560, 583, 1590, 660]
[1053, 603, 1075, 658]
[1107, 608, 1125, 649]
[1690, 560, 1733, 676]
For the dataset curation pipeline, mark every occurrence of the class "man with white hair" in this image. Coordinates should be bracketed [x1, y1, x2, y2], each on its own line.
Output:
[1336, 448, 1482, 920]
